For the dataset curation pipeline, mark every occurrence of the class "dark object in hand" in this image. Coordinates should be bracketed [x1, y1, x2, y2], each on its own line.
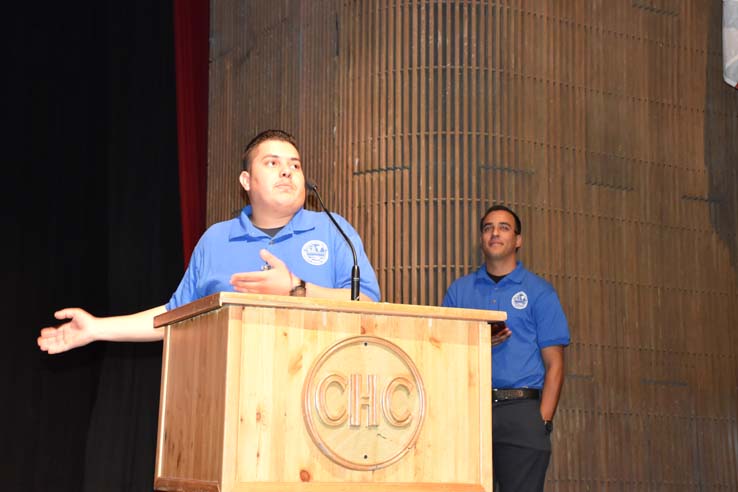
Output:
[489, 321, 506, 336]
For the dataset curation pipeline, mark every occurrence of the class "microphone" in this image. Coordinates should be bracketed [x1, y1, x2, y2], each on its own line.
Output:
[305, 180, 361, 301]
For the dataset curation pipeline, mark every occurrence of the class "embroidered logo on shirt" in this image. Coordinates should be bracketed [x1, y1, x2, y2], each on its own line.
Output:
[302, 240, 329, 265]
[511, 291, 528, 310]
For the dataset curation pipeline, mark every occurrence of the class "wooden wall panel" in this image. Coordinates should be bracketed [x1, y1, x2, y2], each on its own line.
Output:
[208, 0, 738, 490]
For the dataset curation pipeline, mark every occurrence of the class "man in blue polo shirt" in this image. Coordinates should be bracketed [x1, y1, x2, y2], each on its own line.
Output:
[442, 204, 570, 492]
[38, 129, 380, 354]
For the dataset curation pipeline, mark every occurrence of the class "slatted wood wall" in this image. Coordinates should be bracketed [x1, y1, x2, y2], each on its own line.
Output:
[207, 1, 738, 489]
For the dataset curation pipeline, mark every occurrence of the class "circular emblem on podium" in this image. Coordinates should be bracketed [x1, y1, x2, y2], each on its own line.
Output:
[301, 336, 426, 471]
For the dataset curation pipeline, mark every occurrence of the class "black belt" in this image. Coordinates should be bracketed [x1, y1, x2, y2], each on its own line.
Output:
[492, 388, 540, 403]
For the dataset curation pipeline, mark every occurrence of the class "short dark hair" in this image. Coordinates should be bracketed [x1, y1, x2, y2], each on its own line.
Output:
[241, 129, 299, 171]
[480, 204, 521, 235]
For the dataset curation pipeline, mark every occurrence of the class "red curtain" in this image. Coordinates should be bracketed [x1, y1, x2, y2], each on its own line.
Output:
[174, 0, 209, 267]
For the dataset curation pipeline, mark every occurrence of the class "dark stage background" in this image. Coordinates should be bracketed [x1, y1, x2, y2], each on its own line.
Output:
[5, 1, 185, 490]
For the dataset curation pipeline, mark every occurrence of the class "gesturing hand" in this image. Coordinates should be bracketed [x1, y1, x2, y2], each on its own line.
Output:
[230, 249, 295, 295]
[37, 308, 99, 354]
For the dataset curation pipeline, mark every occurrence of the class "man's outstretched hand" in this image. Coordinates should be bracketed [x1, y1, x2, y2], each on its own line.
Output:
[38, 308, 98, 354]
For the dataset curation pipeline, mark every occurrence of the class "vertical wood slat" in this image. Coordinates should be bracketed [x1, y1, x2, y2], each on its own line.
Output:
[207, 1, 738, 490]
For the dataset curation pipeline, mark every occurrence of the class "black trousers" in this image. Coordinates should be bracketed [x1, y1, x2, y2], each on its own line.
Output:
[492, 398, 551, 492]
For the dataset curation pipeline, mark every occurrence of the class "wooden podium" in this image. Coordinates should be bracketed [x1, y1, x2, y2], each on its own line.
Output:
[152, 292, 504, 492]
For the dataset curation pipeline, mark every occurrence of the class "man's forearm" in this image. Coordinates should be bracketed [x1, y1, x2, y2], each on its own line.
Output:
[540, 345, 565, 420]
[96, 305, 168, 342]
[305, 282, 377, 302]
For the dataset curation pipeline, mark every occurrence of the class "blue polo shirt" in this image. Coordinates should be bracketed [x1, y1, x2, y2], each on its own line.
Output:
[166, 206, 381, 310]
[442, 261, 570, 389]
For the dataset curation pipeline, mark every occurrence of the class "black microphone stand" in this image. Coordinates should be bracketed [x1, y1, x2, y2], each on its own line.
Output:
[306, 181, 361, 301]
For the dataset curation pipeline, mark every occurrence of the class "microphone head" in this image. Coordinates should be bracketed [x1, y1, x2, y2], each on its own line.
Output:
[305, 179, 318, 192]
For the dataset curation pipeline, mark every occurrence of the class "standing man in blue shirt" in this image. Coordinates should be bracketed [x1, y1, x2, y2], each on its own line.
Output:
[442, 204, 570, 492]
[38, 129, 380, 354]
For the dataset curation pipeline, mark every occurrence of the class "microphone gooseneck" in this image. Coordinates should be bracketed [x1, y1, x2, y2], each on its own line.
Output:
[306, 180, 361, 301]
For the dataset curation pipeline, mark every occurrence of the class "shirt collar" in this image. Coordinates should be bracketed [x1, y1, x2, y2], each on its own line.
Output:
[475, 260, 525, 285]
[229, 205, 314, 241]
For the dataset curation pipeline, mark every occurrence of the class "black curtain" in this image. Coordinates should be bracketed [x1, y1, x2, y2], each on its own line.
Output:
[5, 1, 182, 491]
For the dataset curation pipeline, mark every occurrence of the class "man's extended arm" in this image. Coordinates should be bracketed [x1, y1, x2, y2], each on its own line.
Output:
[37, 305, 168, 354]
